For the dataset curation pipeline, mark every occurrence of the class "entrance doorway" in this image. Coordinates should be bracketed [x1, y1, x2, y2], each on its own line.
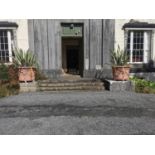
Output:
[66, 46, 79, 74]
[62, 38, 83, 76]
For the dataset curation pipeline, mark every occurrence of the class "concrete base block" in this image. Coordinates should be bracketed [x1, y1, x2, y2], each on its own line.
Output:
[19, 81, 38, 93]
[104, 79, 134, 91]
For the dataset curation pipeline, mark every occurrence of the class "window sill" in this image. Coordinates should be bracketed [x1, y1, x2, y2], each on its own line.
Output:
[0, 62, 13, 65]
[128, 62, 147, 64]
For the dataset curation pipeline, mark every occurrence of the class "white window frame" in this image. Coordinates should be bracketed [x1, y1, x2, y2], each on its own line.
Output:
[7, 30, 12, 62]
[126, 30, 151, 64]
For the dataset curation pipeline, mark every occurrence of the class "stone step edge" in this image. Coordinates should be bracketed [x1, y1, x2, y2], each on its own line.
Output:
[39, 79, 101, 83]
[38, 83, 104, 87]
[39, 85, 104, 89]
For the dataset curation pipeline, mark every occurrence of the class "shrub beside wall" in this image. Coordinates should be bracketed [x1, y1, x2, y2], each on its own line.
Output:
[130, 77, 155, 94]
[8, 65, 19, 84]
[0, 83, 19, 98]
[0, 63, 19, 98]
[0, 63, 9, 82]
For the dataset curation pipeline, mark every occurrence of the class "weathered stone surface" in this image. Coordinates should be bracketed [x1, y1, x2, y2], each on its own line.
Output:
[38, 79, 104, 91]
[0, 91, 155, 134]
[104, 79, 134, 91]
[28, 19, 115, 78]
[19, 82, 38, 93]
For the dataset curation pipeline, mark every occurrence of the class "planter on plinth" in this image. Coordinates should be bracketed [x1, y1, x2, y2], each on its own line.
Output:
[112, 65, 130, 81]
[18, 67, 36, 82]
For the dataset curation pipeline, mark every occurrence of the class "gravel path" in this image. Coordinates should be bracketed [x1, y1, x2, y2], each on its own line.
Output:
[0, 91, 155, 134]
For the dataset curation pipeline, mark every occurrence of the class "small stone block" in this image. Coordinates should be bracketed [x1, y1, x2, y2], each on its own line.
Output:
[19, 81, 38, 93]
[104, 79, 134, 91]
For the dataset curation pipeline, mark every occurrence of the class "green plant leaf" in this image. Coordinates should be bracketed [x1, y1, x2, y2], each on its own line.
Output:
[13, 48, 39, 68]
[111, 45, 129, 66]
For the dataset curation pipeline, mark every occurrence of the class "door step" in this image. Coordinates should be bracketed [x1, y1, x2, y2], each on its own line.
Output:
[38, 79, 104, 91]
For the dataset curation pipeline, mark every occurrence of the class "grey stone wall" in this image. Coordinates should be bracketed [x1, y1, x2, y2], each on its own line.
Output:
[28, 19, 115, 78]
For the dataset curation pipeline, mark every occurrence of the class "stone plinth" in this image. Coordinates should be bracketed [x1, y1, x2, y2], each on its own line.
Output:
[104, 79, 134, 91]
[19, 81, 38, 93]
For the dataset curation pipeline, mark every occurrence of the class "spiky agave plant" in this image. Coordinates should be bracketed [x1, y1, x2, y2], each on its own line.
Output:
[111, 45, 129, 66]
[13, 48, 39, 68]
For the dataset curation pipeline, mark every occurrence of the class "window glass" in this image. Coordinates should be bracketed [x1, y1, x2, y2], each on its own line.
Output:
[132, 31, 144, 62]
[126, 30, 151, 63]
[0, 30, 11, 63]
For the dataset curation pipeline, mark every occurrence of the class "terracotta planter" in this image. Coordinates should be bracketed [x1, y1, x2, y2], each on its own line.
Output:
[112, 66, 130, 81]
[18, 67, 35, 82]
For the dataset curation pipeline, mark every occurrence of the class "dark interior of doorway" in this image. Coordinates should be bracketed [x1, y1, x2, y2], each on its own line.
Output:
[66, 46, 79, 74]
[62, 38, 83, 76]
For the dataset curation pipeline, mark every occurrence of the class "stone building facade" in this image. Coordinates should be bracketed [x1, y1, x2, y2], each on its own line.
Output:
[0, 19, 155, 80]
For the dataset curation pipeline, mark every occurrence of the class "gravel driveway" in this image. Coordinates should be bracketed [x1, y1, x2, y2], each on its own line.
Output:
[0, 91, 155, 134]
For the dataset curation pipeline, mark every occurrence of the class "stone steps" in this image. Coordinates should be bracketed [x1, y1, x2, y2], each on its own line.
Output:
[38, 80, 104, 91]
[39, 86, 103, 91]
[40, 78, 98, 83]
[39, 82, 103, 87]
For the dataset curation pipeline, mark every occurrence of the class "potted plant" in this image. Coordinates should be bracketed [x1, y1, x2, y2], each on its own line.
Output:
[111, 45, 130, 81]
[13, 48, 38, 82]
